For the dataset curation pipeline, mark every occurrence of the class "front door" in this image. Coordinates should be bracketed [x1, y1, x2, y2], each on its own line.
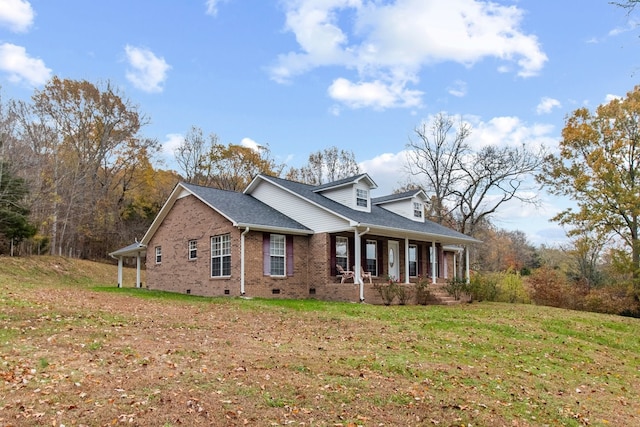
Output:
[388, 240, 400, 281]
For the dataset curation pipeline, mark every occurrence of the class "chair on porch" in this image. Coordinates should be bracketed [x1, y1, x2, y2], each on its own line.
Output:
[336, 264, 355, 283]
[357, 265, 372, 284]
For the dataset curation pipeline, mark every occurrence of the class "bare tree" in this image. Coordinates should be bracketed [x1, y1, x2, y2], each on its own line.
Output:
[612, 1, 640, 13]
[455, 144, 545, 237]
[286, 146, 360, 185]
[174, 126, 217, 184]
[405, 113, 470, 224]
[406, 113, 545, 236]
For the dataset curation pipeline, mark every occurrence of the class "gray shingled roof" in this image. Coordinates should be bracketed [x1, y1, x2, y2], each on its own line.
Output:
[372, 189, 423, 204]
[263, 175, 477, 243]
[313, 173, 377, 191]
[182, 182, 311, 233]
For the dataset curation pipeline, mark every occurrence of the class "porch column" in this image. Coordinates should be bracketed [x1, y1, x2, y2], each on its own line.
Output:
[404, 238, 410, 284]
[465, 246, 470, 283]
[453, 250, 457, 280]
[136, 252, 142, 288]
[354, 227, 370, 302]
[431, 241, 437, 284]
[354, 230, 363, 300]
[117, 257, 123, 288]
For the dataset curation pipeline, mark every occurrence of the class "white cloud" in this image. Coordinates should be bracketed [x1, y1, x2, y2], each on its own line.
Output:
[0, 43, 51, 86]
[327, 77, 422, 109]
[605, 93, 623, 103]
[205, 0, 228, 16]
[124, 45, 171, 93]
[360, 151, 408, 194]
[0, 0, 34, 32]
[536, 96, 561, 115]
[271, 0, 547, 109]
[162, 133, 184, 157]
[448, 80, 467, 97]
[608, 18, 640, 37]
[240, 137, 261, 151]
[466, 115, 557, 150]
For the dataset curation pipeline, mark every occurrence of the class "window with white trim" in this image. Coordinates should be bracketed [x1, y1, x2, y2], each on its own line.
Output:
[356, 188, 368, 207]
[188, 240, 197, 260]
[409, 244, 418, 277]
[336, 236, 349, 270]
[155, 246, 162, 264]
[366, 239, 377, 276]
[211, 234, 231, 277]
[413, 202, 423, 218]
[270, 234, 286, 276]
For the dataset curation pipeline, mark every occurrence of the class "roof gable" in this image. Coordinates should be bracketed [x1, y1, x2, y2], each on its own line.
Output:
[372, 189, 428, 205]
[141, 182, 311, 245]
[312, 173, 377, 193]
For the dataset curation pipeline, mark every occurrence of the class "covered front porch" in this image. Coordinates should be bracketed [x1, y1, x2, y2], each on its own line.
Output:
[328, 227, 474, 303]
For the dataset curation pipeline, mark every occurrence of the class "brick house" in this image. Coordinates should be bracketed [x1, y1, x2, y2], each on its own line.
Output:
[110, 173, 479, 303]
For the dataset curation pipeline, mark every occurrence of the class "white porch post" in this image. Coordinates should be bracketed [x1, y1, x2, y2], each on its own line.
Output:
[136, 252, 141, 288]
[404, 238, 410, 284]
[354, 229, 363, 300]
[431, 241, 437, 284]
[453, 250, 457, 280]
[117, 257, 123, 288]
[354, 227, 370, 302]
[465, 246, 470, 283]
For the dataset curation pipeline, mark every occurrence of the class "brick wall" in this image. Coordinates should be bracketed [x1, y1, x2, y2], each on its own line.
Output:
[243, 232, 311, 299]
[146, 195, 240, 296]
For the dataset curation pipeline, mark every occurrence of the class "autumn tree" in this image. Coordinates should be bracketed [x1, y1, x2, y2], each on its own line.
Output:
[286, 146, 360, 185]
[13, 77, 159, 257]
[538, 85, 640, 284]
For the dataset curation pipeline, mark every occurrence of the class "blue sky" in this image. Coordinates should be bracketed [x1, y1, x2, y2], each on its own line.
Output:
[0, 0, 638, 246]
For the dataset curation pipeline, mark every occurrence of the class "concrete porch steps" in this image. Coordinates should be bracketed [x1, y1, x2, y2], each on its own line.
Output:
[428, 283, 463, 305]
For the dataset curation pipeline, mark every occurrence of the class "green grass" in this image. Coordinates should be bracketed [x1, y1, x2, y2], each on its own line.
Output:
[1, 256, 639, 426]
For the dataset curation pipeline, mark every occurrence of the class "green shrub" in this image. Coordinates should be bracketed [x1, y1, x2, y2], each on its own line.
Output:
[497, 272, 530, 304]
[444, 277, 469, 301]
[468, 272, 498, 301]
[414, 277, 431, 305]
[396, 284, 413, 305]
[373, 277, 400, 305]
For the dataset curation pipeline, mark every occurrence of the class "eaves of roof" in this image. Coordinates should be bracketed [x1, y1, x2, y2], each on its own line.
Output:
[259, 175, 479, 244]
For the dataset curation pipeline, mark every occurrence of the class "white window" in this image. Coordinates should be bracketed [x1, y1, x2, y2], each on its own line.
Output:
[336, 236, 349, 270]
[188, 240, 197, 260]
[409, 244, 418, 277]
[366, 239, 377, 276]
[356, 188, 368, 207]
[413, 202, 423, 218]
[270, 234, 286, 276]
[211, 234, 231, 277]
[155, 246, 162, 264]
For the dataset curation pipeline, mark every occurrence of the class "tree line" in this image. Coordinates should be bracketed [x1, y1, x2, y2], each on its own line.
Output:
[2, 76, 640, 314]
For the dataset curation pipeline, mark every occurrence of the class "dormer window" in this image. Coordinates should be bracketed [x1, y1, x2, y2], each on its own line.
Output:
[413, 202, 423, 218]
[356, 188, 368, 207]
